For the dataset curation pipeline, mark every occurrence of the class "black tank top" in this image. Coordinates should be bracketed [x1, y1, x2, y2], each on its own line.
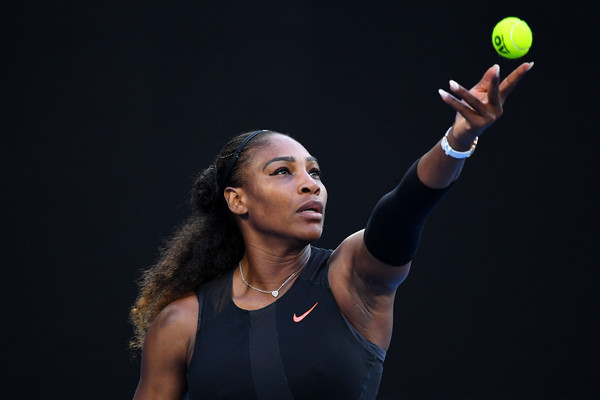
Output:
[186, 246, 386, 400]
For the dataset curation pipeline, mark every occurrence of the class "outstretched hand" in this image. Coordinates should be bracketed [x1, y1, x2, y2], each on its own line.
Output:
[438, 62, 533, 145]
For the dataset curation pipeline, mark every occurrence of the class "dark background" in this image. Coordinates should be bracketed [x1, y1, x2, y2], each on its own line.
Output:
[4, 1, 599, 399]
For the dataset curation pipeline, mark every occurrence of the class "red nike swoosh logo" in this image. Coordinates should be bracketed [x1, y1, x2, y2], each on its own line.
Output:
[293, 302, 318, 323]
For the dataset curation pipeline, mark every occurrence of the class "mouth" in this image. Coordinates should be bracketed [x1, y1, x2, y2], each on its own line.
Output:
[297, 200, 324, 215]
[299, 209, 320, 214]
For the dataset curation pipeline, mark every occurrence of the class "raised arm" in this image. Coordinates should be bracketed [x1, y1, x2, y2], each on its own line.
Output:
[328, 62, 533, 350]
[419, 62, 533, 188]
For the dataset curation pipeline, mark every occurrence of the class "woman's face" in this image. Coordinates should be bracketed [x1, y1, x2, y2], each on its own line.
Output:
[236, 134, 327, 246]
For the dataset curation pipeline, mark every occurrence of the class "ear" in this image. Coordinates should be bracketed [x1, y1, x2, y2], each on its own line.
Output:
[224, 187, 248, 216]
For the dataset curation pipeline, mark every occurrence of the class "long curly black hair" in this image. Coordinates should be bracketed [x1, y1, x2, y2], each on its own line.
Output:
[130, 130, 279, 351]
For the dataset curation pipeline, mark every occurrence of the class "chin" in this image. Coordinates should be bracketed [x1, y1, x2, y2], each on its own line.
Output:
[297, 227, 324, 244]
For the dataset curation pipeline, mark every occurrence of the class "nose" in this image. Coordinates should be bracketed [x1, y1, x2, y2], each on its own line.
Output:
[298, 171, 320, 195]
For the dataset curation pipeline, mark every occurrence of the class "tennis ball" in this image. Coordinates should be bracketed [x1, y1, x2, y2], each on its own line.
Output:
[492, 17, 532, 59]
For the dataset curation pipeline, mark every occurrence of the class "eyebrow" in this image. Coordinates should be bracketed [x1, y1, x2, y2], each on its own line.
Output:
[262, 156, 319, 171]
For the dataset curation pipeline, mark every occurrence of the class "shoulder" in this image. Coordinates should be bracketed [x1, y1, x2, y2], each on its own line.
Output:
[134, 293, 198, 399]
[147, 293, 198, 348]
[152, 293, 198, 332]
[329, 230, 410, 293]
[143, 293, 198, 362]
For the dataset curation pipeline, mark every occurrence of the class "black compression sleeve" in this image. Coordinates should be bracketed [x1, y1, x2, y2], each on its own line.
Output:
[363, 159, 453, 266]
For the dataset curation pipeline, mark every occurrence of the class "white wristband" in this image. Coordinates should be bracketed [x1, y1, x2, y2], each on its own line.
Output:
[440, 127, 478, 159]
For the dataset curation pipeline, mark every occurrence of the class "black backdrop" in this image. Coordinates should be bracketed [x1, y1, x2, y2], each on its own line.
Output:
[4, 1, 599, 399]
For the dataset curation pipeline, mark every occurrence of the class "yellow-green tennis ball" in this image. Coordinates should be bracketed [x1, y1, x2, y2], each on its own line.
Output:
[492, 17, 532, 59]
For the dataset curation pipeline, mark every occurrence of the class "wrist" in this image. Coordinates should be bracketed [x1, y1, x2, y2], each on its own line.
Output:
[450, 125, 479, 148]
[440, 127, 478, 159]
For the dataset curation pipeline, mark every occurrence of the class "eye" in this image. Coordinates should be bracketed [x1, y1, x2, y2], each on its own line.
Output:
[309, 168, 321, 179]
[270, 167, 290, 176]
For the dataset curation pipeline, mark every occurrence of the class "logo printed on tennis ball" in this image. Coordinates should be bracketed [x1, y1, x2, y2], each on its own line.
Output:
[492, 17, 532, 59]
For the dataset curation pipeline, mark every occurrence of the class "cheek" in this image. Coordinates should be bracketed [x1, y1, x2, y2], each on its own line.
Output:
[320, 185, 328, 208]
[251, 188, 292, 216]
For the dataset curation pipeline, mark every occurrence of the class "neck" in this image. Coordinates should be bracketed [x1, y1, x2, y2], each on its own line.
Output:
[240, 243, 312, 287]
[233, 245, 311, 310]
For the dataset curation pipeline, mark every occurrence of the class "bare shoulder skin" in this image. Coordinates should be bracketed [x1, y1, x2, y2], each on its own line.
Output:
[133, 294, 197, 400]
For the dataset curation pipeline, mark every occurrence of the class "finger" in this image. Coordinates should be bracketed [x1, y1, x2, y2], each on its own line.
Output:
[469, 64, 499, 92]
[487, 65, 502, 108]
[448, 79, 494, 117]
[438, 88, 479, 121]
[499, 62, 534, 101]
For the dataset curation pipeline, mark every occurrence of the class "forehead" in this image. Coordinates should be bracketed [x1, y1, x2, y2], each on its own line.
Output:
[253, 134, 313, 160]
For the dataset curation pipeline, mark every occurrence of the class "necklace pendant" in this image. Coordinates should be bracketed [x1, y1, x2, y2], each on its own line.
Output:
[272, 290, 279, 297]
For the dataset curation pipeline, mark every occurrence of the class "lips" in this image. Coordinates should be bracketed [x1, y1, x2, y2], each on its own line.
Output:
[297, 200, 324, 215]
